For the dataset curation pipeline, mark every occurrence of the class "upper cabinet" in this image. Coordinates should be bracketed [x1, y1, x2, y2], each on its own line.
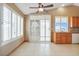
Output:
[71, 16, 79, 27]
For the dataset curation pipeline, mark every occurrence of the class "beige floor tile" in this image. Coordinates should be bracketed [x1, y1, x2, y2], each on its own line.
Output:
[10, 42, 79, 56]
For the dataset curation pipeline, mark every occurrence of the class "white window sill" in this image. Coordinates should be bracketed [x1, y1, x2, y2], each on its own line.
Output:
[0, 36, 22, 48]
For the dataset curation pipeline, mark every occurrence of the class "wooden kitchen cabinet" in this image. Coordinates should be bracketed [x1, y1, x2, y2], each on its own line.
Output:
[66, 34, 72, 44]
[77, 17, 79, 27]
[72, 17, 79, 27]
[55, 33, 72, 44]
[56, 33, 61, 43]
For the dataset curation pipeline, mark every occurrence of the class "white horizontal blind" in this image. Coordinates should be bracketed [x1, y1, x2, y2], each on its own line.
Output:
[1, 6, 24, 42]
[12, 12, 17, 38]
[2, 7, 11, 42]
[55, 16, 68, 32]
[55, 16, 61, 32]
[17, 15, 21, 36]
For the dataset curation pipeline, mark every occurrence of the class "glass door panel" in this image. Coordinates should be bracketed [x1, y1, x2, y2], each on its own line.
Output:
[40, 20, 45, 41]
[30, 20, 40, 42]
[46, 37, 50, 41]
[46, 20, 50, 37]
[46, 20, 50, 41]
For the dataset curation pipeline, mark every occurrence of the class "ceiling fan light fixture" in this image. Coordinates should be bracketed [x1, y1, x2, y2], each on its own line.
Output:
[38, 8, 44, 12]
[61, 4, 65, 6]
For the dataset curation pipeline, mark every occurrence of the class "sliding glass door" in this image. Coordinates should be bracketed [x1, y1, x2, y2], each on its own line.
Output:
[30, 15, 51, 42]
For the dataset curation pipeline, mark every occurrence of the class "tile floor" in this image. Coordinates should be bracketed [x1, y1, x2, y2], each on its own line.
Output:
[10, 42, 79, 56]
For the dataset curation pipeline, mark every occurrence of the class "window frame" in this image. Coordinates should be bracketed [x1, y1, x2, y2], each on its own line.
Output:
[54, 16, 69, 32]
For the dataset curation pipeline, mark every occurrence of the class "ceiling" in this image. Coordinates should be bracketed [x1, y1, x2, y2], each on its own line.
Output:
[15, 3, 79, 15]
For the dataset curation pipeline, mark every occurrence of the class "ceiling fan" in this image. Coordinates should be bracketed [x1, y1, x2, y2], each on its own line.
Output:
[29, 3, 54, 12]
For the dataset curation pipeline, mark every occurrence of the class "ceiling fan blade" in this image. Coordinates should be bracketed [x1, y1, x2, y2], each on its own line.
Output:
[29, 7, 39, 8]
[30, 3, 43, 9]
[43, 4, 54, 8]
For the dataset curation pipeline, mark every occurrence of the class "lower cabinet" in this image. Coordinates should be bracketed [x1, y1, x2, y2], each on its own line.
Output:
[55, 33, 72, 44]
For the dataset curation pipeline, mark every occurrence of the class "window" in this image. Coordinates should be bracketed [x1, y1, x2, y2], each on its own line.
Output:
[12, 12, 17, 38]
[2, 7, 11, 42]
[55, 16, 68, 32]
[55, 16, 61, 32]
[17, 15, 21, 36]
[2, 6, 24, 42]
[21, 17, 23, 35]
[61, 16, 68, 32]
[8, 8, 12, 40]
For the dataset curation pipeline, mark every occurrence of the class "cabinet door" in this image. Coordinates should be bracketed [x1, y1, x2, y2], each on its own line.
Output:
[66, 33, 72, 44]
[66, 36, 71, 44]
[56, 33, 61, 43]
[60, 33, 72, 44]
[61, 35, 66, 44]
[72, 17, 79, 27]
[72, 17, 76, 27]
[56, 33, 66, 44]
[61, 34, 66, 44]
[75, 17, 78, 27]
[66, 37, 72, 44]
[56, 37, 61, 43]
[77, 17, 79, 27]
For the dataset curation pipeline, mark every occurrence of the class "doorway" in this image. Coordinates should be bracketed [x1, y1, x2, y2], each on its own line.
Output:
[30, 15, 51, 42]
